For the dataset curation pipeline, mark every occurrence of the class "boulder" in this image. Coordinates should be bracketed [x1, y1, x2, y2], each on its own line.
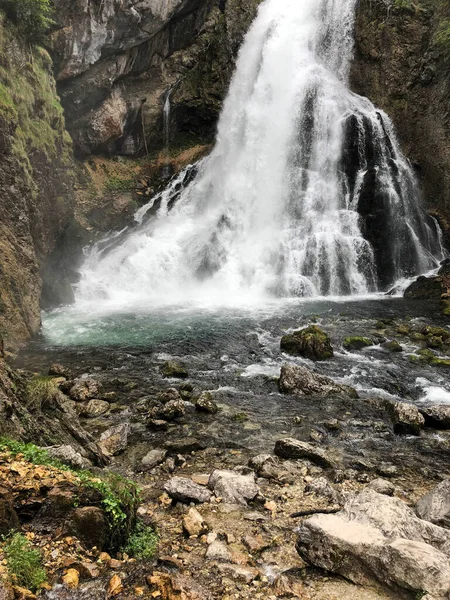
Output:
[81, 399, 110, 418]
[157, 388, 183, 404]
[419, 406, 450, 430]
[297, 489, 450, 598]
[416, 479, 450, 529]
[404, 261, 450, 300]
[48, 363, 73, 379]
[164, 477, 212, 504]
[149, 399, 185, 421]
[387, 401, 425, 435]
[280, 325, 334, 360]
[98, 423, 130, 456]
[183, 507, 208, 537]
[161, 361, 188, 379]
[68, 506, 108, 549]
[46, 445, 92, 469]
[305, 477, 341, 504]
[279, 364, 357, 398]
[195, 392, 218, 414]
[208, 470, 259, 506]
[367, 478, 395, 496]
[0, 485, 20, 536]
[274, 438, 336, 469]
[164, 438, 206, 454]
[381, 340, 403, 352]
[141, 449, 167, 471]
[343, 337, 372, 351]
[205, 540, 232, 561]
[69, 378, 103, 402]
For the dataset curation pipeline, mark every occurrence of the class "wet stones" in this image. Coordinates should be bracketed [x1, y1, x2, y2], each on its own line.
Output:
[342, 336, 372, 351]
[387, 401, 425, 435]
[274, 438, 336, 469]
[68, 506, 108, 550]
[195, 392, 218, 414]
[149, 399, 185, 421]
[278, 364, 358, 398]
[280, 325, 334, 360]
[208, 470, 259, 506]
[98, 423, 130, 456]
[81, 399, 110, 418]
[68, 378, 103, 402]
[419, 405, 450, 430]
[161, 361, 188, 379]
[164, 438, 206, 454]
[141, 449, 167, 471]
[164, 477, 212, 504]
[381, 340, 403, 352]
[416, 479, 450, 529]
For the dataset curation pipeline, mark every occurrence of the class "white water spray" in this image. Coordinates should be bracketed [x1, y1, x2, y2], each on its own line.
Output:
[76, 0, 445, 309]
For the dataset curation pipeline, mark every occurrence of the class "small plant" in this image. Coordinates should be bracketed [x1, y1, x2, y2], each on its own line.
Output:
[0, 0, 54, 41]
[26, 376, 58, 410]
[106, 176, 135, 192]
[434, 19, 450, 58]
[0, 437, 64, 468]
[3, 532, 47, 591]
[123, 521, 158, 560]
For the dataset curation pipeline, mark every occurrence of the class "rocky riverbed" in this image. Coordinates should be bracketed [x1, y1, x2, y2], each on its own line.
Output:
[0, 296, 447, 598]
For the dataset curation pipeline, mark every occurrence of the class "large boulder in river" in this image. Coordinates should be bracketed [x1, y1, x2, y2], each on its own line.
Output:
[296, 489, 450, 598]
[387, 401, 424, 435]
[404, 260, 450, 300]
[416, 479, 450, 529]
[279, 364, 358, 398]
[280, 325, 334, 361]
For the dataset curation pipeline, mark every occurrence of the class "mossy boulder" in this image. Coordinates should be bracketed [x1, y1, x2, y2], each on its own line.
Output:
[280, 326, 334, 361]
[161, 361, 188, 379]
[381, 340, 403, 352]
[343, 336, 373, 351]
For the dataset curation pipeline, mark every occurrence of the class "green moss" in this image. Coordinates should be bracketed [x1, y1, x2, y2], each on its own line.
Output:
[3, 532, 47, 591]
[123, 520, 158, 560]
[434, 18, 450, 58]
[343, 336, 373, 351]
[106, 175, 136, 192]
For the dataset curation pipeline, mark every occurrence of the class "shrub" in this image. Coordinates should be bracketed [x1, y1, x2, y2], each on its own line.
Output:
[3, 532, 47, 591]
[123, 520, 158, 560]
[0, 0, 54, 41]
[26, 376, 58, 410]
[434, 19, 450, 58]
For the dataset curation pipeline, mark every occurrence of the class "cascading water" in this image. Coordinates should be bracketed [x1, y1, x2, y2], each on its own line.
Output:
[76, 0, 445, 309]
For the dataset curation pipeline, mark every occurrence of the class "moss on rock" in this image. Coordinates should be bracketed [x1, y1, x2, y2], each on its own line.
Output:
[281, 325, 334, 361]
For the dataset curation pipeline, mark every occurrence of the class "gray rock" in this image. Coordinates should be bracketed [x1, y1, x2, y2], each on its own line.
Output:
[195, 392, 218, 414]
[164, 437, 206, 454]
[297, 489, 450, 598]
[279, 364, 357, 398]
[274, 438, 336, 469]
[141, 449, 167, 471]
[98, 422, 130, 456]
[46, 445, 92, 469]
[305, 477, 341, 504]
[208, 470, 259, 506]
[368, 478, 395, 496]
[81, 399, 110, 418]
[416, 479, 450, 529]
[205, 540, 232, 561]
[69, 378, 103, 402]
[164, 477, 212, 504]
[420, 405, 450, 430]
[387, 401, 425, 435]
[157, 388, 183, 404]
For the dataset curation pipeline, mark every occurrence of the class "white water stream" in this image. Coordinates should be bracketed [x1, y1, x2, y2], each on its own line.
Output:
[74, 0, 445, 310]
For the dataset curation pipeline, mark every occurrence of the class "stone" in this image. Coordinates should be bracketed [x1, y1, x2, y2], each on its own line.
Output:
[279, 364, 357, 398]
[164, 477, 212, 504]
[404, 262, 450, 300]
[205, 540, 232, 561]
[141, 449, 167, 471]
[62, 568, 79, 588]
[419, 405, 450, 430]
[280, 325, 334, 360]
[297, 489, 450, 598]
[98, 423, 130, 456]
[164, 437, 206, 454]
[0, 583, 14, 600]
[274, 438, 336, 469]
[0, 484, 20, 536]
[387, 401, 425, 435]
[150, 399, 185, 421]
[342, 336, 373, 351]
[183, 507, 208, 537]
[69, 378, 103, 402]
[48, 363, 73, 379]
[161, 361, 188, 379]
[46, 445, 92, 469]
[381, 340, 403, 352]
[195, 392, 218, 414]
[157, 388, 182, 404]
[368, 478, 395, 496]
[147, 572, 209, 600]
[81, 399, 110, 418]
[416, 479, 450, 529]
[305, 477, 341, 504]
[147, 419, 169, 431]
[242, 534, 269, 553]
[68, 506, 107, 549]
[208, 470, 259, 506]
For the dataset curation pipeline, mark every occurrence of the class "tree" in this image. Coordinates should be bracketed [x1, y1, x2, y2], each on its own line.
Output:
[0, 0, 54, 42]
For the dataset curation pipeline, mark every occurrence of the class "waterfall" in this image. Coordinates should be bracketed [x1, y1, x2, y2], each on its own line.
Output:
[161, 89, 172, 180]
[76, 0, 445, 308]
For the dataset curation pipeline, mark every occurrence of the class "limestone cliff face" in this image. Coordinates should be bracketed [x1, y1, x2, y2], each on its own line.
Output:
[0, 15, 76, 348]
[351, 0, 450, 233]
[50, 0, 262, 157]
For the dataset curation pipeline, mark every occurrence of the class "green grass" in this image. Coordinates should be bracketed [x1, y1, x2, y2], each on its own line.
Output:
[3, 532, 46, 591]
[26, 376, 58, 411]
[123, 520, 158, 560]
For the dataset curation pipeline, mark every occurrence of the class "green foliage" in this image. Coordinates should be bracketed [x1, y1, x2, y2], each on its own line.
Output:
[3, 533, 47, 591]
[106, 176, 136, 192]
[0, 437, 65, 468]
[0, 0, 54, 42]
[434, 19, 450, 57]
[123, 520, 158, 560]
